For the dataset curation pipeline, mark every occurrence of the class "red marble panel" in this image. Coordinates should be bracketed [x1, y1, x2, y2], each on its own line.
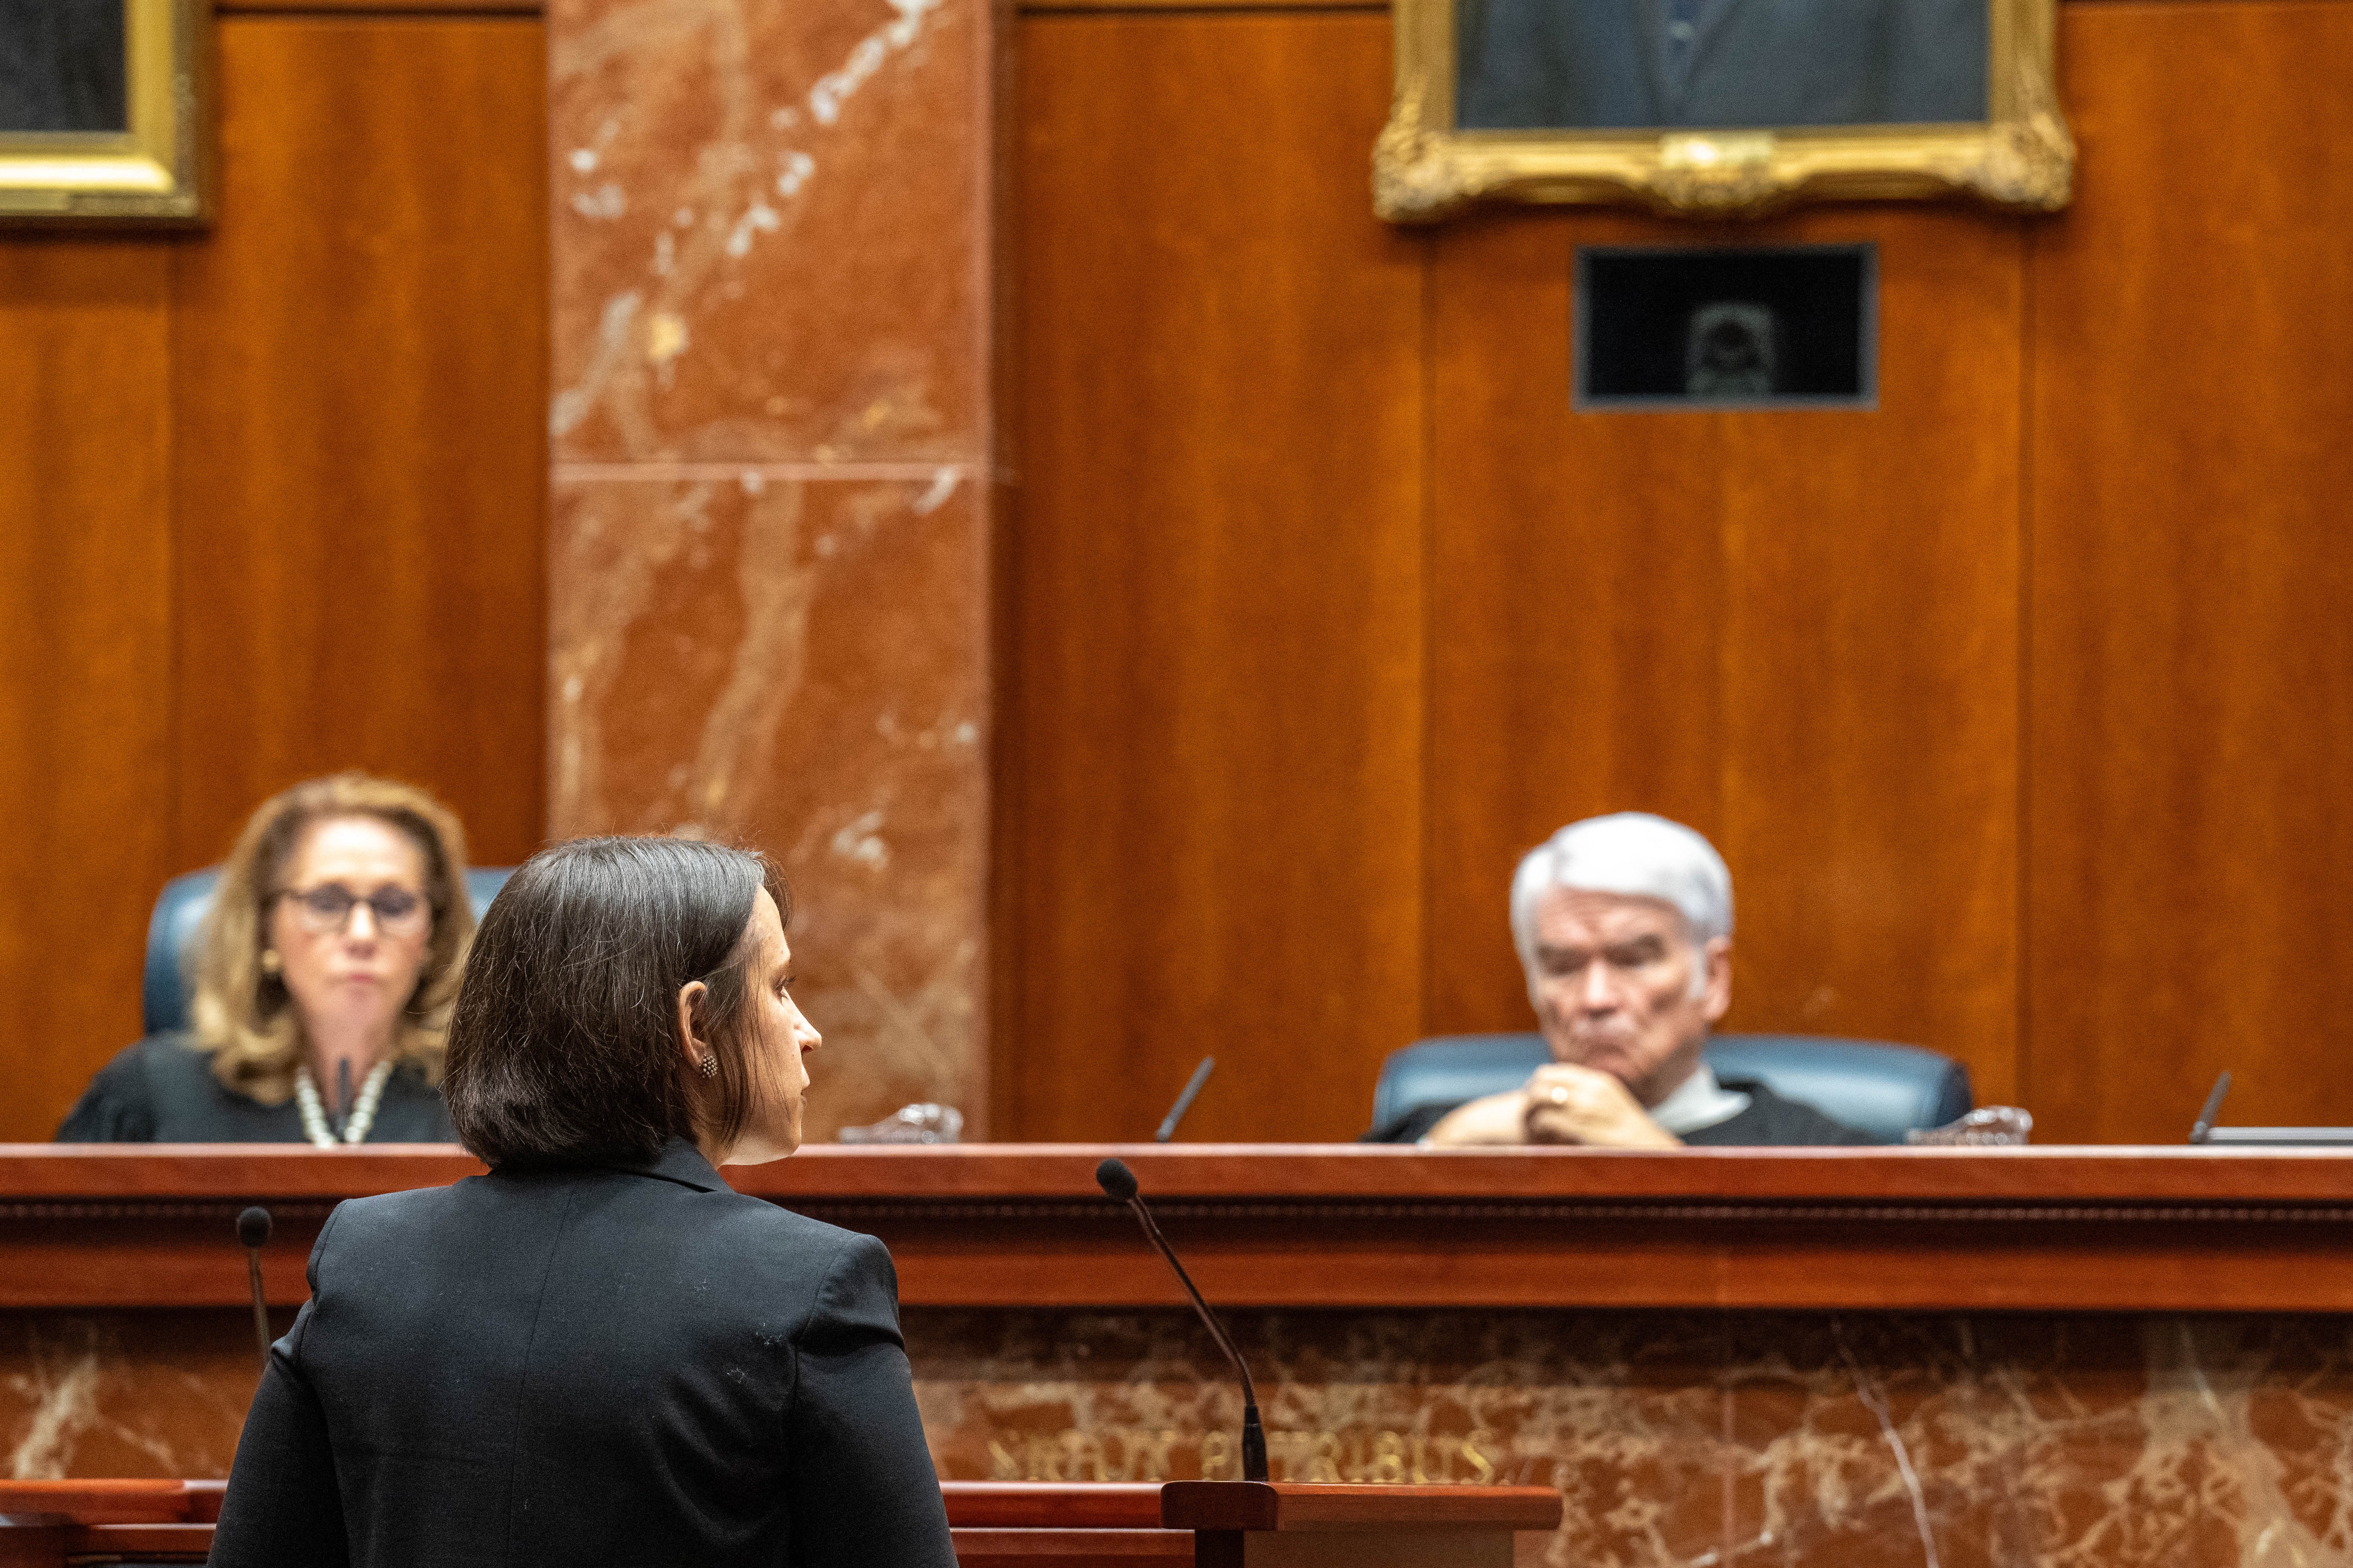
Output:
[0, 1312, 267, 1481]
[548, 0, 995, 1139]
[549, 0, 986, 465]
[20, 1303, 2353, 1567]
[904, 1309, 2353, 1568]
[550, 475, 988, 1136]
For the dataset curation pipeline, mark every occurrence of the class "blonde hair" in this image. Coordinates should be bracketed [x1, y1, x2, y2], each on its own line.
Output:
[192, 773, 476, 1105]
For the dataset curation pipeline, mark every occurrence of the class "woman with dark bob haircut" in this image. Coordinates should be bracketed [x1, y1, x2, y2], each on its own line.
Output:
[209, 836, 957, 1568]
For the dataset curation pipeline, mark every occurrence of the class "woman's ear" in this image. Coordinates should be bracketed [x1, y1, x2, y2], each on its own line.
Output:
[675, 979, 711, 1071]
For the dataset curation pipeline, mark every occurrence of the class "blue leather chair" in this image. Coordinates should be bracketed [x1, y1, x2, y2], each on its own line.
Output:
[1369, 1032, 1972, 1145]
[142, 867, 515, 1038]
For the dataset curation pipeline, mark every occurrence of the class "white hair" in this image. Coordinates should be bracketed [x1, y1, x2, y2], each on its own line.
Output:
[1508, 813, 1733, 981]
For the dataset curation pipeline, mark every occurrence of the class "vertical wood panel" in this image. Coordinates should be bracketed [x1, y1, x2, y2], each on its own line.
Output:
[2028, 1, 2353, 1143]
[171, 16, 549, 872]
[1427, 209, 2025, 1104]
[1006, 12, 1426, 1141]
[0, 245, 176, 1140]
[1, 15, 553, 1138]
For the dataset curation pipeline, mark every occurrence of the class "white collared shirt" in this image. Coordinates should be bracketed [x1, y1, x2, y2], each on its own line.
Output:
[1647, 1060, 1750, 1137]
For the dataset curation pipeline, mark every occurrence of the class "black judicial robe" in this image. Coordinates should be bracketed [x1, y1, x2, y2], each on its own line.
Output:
[210, 1139, 956, 1568]
[54, 1035, 455, 1143]
[1364, 1077, 1878, 1146]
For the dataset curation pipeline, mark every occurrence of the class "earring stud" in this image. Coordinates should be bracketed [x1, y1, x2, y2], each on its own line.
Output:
[697, 1053, 719, 1079]
[259, 950, 282, 976]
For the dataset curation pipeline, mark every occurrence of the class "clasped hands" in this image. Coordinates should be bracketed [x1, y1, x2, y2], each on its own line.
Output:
[1422, 1062, 1682, 1149]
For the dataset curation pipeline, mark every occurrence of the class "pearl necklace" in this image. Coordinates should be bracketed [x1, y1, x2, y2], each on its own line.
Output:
[293, 1061, 394, 1148]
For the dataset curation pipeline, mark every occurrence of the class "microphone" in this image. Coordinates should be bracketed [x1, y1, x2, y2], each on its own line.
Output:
[1154, 1057, 1215, 1143]
[236, 1207, 273, 1368]
[2191, 1070, 2232, 1144]
[1095, 1156, 1267, 1481]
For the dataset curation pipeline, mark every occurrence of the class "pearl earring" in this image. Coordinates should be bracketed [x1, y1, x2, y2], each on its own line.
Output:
[259, 950, 282, 976]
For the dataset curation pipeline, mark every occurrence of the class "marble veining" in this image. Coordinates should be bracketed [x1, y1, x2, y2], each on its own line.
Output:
[547, 475, 987, 1136]
[12, 1306, 2353, 1565]
[549, 0, 993, 1137]
[2, 1315, 258, 1481]
[550, 0, 984, 465]
[904, 1309, 2353, 1568]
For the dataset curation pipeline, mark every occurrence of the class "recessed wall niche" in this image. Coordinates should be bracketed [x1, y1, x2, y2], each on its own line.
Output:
[1574, 244, 1877, 410]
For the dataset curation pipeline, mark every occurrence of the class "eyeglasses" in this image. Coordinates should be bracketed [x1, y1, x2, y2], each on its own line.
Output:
[276, 884, 429, 938]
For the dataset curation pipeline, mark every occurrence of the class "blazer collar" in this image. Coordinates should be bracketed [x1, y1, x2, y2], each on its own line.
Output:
[602, 1138, 727, 1193]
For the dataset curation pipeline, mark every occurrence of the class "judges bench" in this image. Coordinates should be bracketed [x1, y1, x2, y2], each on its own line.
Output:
[4, 1144, 2352, 1563]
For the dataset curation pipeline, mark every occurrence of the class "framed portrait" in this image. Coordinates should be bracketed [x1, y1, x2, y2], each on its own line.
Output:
[1, 0, 211, 223]
[1374, 0, 2072, 222]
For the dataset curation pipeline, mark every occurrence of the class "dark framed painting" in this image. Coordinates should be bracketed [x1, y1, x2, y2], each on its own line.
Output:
[1, 0, 211, 223]
[1374, 0, 2071, 222]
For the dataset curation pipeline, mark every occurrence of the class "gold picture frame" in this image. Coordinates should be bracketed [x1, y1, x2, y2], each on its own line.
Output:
[1, 0, 212, 224]
[1374, 0, 2071, 222]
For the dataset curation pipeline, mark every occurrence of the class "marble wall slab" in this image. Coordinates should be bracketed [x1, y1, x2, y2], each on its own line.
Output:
[11, 1306, 2353, 1567]
[906, 1308, 2353, 1568]
[548, 0, 993, 1137]
[0, 1312, 264, 1482]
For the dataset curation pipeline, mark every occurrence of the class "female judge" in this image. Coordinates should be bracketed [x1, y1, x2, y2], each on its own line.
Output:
[58, 773, 472, 1144]
[209, 836, 957, 1568]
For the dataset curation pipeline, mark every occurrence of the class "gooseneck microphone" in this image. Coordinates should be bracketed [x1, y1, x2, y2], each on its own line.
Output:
[1154, 1057, 1215, 1143]
[2190, 1071, 2232, 1144]
[236, 1206, 273, 1368]
[1095, 1156, 1267, 1481]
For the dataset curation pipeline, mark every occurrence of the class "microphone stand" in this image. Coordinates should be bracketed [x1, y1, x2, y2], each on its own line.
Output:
[1097, 1158, 1267, 1481]
[1154, 1057, 1215, 1143]
[236, 1207, 273, 1368]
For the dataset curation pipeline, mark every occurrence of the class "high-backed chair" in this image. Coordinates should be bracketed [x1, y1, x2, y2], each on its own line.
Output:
[1369, 1032, 1972, 1145]
[141, 867, 514, 1038]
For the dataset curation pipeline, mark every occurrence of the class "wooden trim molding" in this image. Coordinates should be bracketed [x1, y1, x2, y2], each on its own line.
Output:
[1160, 1482, 1562, 1532]
[0, 1481, 1216, 1565]
[5, 1146, 2353, 1312]
[0, 1481, 1567, 1567]
[217, 2, 544, 13]
[12, 1142, 2350, 1201]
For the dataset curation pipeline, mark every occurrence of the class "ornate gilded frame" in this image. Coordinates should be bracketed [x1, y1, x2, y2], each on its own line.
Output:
[1374, 0, 2071, 222]
[0, 0, 212, 224]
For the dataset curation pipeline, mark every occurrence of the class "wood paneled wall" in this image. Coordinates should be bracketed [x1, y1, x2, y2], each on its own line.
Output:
[1001, 14, 1426, 1144]
[1003, 0, 2353, 1144]
[6, 0, 2342, 1151]
[0, 5, 547, 1141]
[1426, 205, 2027, 1103]
[2027, 2, 2353, 1141]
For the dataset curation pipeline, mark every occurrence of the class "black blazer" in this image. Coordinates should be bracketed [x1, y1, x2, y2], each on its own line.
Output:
[210, 1141, 957, 1568]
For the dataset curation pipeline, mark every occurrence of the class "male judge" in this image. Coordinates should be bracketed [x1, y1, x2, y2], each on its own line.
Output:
[1382, 812, 1871, 1147]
